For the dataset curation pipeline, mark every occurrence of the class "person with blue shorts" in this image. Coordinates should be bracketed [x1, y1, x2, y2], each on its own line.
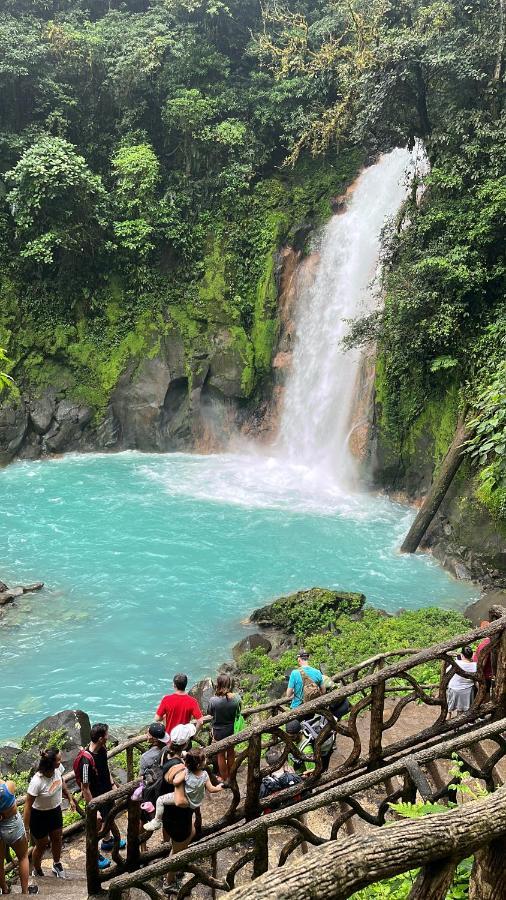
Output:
[0, 780, 38, 894]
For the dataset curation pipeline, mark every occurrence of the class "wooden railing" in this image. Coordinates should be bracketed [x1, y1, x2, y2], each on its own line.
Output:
[228, 783, 506, 900]
[83, 607, 506, 896]
[106, 716, 506, 898]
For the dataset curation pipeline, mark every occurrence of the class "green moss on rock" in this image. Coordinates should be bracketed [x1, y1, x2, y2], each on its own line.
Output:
[250, 587, 366, 636]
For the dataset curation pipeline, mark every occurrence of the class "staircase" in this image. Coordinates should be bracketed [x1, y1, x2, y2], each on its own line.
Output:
[7, 612, 505, 899]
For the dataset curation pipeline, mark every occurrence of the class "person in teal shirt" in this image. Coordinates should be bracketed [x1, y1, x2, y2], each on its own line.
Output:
[286, 650, 324, 708]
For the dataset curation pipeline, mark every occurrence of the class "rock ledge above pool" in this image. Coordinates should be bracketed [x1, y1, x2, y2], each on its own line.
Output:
[249, 587, 366, 632]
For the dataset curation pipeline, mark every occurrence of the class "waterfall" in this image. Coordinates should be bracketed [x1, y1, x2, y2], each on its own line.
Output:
[278, 148, 418, 488]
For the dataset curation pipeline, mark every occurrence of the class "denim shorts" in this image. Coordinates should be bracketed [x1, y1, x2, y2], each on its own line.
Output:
[0, 811, 26, 846]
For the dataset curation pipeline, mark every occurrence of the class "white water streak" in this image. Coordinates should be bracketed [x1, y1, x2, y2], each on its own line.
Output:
[278, 148, 419, 486]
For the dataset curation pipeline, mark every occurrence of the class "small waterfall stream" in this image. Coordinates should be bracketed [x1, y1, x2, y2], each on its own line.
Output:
[278, 148, 417, 487]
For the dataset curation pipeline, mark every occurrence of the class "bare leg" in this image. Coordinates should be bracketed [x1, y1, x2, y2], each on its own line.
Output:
[12, 835, 29, 894]
[217, 751, 228, 781]
[31, 837, 48, 872]
[49, 828, 62, 865]
[0, 839, 7, 895]
[164, 827, 195, 886]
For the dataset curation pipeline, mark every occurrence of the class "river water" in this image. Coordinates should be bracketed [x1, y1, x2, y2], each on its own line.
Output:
[0, 451, 476, 738]
[0, 149, 477, 739]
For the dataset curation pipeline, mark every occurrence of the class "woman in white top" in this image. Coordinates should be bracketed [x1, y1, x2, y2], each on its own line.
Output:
[23, 749, 76, 880]
[446, 646, 477, 717]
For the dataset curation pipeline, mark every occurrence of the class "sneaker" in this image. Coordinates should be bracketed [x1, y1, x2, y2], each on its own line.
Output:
[52, 862, 65, 878]
[100, 837, 126, 851]
[31, 868, 44, 877]
[28, 887, 39, 896]
[98, 855, 111, 871]
[142, 818, 162, 832]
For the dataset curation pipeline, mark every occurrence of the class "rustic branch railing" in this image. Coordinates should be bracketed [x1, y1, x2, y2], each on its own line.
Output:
[105, 716, 506, 898]
[78, 607, 506, 896]
[229, 784, 506, 900]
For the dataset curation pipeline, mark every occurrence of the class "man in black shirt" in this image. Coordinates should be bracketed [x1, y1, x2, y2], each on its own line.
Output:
[77, 722, 125, 869]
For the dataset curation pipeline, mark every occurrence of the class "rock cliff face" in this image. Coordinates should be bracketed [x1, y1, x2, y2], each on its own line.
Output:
[0, 321, 265, 462]
[368, 387, 506, 586]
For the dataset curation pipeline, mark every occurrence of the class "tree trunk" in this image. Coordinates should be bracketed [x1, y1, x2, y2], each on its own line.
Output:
[228, 784, 506, 900]
[469, 836, 506, 899]
[409, 857, 458, 899]
[400, 416, 470, 554]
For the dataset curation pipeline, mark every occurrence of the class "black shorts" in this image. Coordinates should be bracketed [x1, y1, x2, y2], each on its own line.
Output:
[213, 723, 234, 742]
[162, 807, 194, 844]
[30, 806, 63, 840]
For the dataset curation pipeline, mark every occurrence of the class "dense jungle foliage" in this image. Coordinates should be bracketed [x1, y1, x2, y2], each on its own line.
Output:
[0, 0, 505, 515]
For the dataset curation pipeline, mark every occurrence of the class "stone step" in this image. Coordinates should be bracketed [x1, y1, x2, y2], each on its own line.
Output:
[10, 872, 88, 899]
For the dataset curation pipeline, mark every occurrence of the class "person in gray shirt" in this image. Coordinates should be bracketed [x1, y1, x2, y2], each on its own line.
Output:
[207, 674, 241, 784]
[140, 723, 170, 785]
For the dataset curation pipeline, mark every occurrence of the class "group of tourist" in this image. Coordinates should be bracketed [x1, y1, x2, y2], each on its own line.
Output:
[0, 638, 493, 896]
[0, 672, 241, 897]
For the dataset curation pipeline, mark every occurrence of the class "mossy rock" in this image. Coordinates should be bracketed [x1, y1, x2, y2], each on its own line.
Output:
[250, 587, 366, 635]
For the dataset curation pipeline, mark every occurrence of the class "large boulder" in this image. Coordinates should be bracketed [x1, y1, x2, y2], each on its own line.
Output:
[250, 587, 366, 632]
[232, 633, 272, 661]
[43, 400, 92, 453]
[0, 745, 22, 775]
[465, 590, 506, 627]
[0, 744, 36, 777]
[111, 330, 191, 451]
[189, 678, 215, 713]
[29, 390, 56, 435]
[22, 710, 91, 769]
[0, 401, 29, 464]
[207, 329, 251, 399]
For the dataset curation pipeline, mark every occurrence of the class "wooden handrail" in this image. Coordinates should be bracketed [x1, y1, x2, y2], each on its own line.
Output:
[91, 608, 506, 895]
[105, 717, 506, 897]
[229, 784, 506, 899]
[201, 611, 506, 755]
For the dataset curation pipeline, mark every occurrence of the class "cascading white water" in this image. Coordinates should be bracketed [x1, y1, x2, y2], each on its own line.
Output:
[278, 148, 417, 487]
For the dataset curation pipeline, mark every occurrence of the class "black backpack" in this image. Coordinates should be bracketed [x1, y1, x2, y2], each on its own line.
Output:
[259, 771, 303, 799]
[142, 753, 179, 805]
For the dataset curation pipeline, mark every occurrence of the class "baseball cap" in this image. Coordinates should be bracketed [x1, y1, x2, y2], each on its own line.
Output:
[285, 719, 302, 735]
[298, 649, 309, 660]
[170, 723, 197, 746]
[148, 722, 170, 744]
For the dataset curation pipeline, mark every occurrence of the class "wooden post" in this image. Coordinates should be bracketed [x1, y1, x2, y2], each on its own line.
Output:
[126, 797, 141, 872]
[244, 734, 263, 821]
[211, 851, 218, 900]
[368, 662, 386, 769]
[492, 623, 506, 719]
[401, 771, 417, 805]
[85, 804, 101, 896]
[409, 857, 458, 899]
[469, 836, 506, 899]
[253, 829, 269, 879]
[126, 746, 134, 783]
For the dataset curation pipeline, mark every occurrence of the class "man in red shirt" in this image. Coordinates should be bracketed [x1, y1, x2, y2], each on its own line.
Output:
[154, 673, 204, 734]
